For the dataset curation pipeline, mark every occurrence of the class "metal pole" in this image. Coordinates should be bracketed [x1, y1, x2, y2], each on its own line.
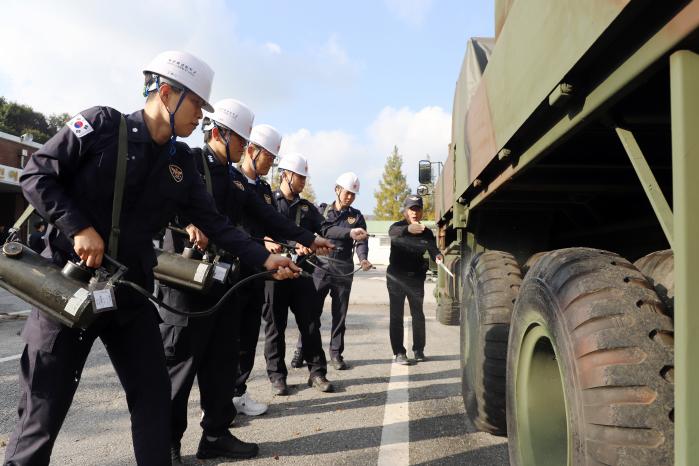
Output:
[670, 49, 699, 466]
[615, 127, 674, 246]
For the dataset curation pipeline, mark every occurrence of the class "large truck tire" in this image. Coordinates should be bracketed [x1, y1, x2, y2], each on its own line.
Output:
[436, 257, 461, 326]
[436, 302, 460, 326]
[461, 251, 522, 435]
[506, 248, 674, 466]
[522, 251, 548, 276]
[634, 250, 674, 316]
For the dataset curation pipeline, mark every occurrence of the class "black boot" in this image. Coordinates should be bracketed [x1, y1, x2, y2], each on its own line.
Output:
[196, 431, 259, 460]
[290, 349, 305, 368]
[308, 375, 334, 392]
[271, 378, 289, 396]
[171, 443, 184, 466]
[330, 355, 348, 370]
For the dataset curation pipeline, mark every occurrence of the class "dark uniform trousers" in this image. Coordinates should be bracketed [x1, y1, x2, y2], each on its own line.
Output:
[159, 283, 237, 444]
[4, 306, 171, 466]
[263, 276, 327, 381]
[386, 266, 426, 355]
[233, 267, 265, 397]
[300, 267, 354, 359]
[6, 107, 272, 466]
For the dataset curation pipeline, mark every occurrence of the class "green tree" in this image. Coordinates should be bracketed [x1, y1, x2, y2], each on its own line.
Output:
[0, 97, 68, 143]
[47, 113, 71, 135]
[374, 146, 411, 220]
[301, 178, 317, 204]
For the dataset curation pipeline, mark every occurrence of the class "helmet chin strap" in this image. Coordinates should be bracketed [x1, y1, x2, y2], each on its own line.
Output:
[285, 172, 296, 195]
[216, 125, 232, 167]
[150, 76, 188, 156]
[335, 187, 343, 209]
[250, 147, 263, 182]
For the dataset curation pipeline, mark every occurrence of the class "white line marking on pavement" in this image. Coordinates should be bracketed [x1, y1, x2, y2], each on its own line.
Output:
[0, 354, 21, 364]
[378, 320, 411, 466]
[9, 310, 31, 315]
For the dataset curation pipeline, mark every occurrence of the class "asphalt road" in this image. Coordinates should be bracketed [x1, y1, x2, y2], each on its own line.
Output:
[0, 267, 508, 465]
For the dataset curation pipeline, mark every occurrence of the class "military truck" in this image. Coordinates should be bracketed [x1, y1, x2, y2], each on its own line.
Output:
[419, 1, 699, 464]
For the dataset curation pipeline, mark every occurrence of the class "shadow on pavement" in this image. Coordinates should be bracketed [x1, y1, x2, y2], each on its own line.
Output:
[412, 443, 509, 465]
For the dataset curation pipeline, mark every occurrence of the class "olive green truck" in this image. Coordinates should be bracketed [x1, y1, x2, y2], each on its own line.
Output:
[419, 1, 699, 464]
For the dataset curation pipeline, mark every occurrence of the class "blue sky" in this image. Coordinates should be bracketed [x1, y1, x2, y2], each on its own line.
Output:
[0, 0, 494, 213]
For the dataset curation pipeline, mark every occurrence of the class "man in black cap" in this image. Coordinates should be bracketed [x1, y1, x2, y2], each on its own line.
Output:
[386, 195, 442, 365]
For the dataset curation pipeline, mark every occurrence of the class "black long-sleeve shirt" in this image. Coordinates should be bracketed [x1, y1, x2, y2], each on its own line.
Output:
[388, 220, 440, 274]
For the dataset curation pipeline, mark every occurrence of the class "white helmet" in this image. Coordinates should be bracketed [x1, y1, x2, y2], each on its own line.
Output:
[336, 172, 360, 194]
[249, 124, 282, 156]
[143, 51, 215, 112]
[278, 153, 309, 177]
[203, 99, 254, 140]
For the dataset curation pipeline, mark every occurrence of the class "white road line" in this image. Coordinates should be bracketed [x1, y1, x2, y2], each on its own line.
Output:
[377, 321, 411, 466]
[9, 310, 31, 315]
[0, 354, 21, 364]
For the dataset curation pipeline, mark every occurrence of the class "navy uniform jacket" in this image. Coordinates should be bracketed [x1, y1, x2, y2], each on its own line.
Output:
[388, 220, 440, 275]
[187, 145, 316, 251]
[272, 189, 323, 237]
[235, 168, 278, 240]
[20, 106, 269, 316]
[316, 202, 368, 276]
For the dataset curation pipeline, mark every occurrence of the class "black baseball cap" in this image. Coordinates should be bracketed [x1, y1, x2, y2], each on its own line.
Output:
[403, 195, 423, 209]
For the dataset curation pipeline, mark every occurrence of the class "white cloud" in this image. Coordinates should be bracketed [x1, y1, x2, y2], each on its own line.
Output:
[280, 105, 450, 213]
[368, 105, 451, 185]
[0, 1, 359, 117]
[320, 34, 349, 66]
[264, 42, 282, 55]
[384, 0, 434, 26]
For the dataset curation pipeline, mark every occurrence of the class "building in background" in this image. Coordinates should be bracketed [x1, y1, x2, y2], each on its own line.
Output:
[366, 220, 394, 265]
[365, 220, 437, 266]
[0, 131, 42, 239]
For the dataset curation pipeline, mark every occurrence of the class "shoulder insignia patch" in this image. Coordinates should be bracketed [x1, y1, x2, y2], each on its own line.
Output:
[233, 180, 245, 191]
[169, 164, 183, 183]
[347, 216, 356, 225]
[264, 193, 272, 204]
[66, 114, 94, 138]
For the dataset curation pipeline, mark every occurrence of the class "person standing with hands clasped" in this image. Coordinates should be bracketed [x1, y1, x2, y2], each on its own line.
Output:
[387, 195, 443, 365]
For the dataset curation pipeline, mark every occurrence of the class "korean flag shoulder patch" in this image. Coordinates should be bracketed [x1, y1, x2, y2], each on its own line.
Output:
[66, 114, 94, 138]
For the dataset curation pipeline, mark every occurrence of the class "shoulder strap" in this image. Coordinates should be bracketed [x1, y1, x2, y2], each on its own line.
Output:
[12, 204, 35, 231]
[200, 149, 213, 195]
[108, 115, 128, 258]
[295, 206, 302, 226]
[323, 203, 333, 219]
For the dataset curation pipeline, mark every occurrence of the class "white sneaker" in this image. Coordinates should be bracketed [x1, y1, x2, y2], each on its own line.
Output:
[233, 392, 268, 416]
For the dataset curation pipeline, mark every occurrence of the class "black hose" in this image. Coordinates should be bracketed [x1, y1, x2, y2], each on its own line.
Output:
[118, 269, 276, 318]
[306, 259, 362, 277]
[254, 236, 369, 278]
